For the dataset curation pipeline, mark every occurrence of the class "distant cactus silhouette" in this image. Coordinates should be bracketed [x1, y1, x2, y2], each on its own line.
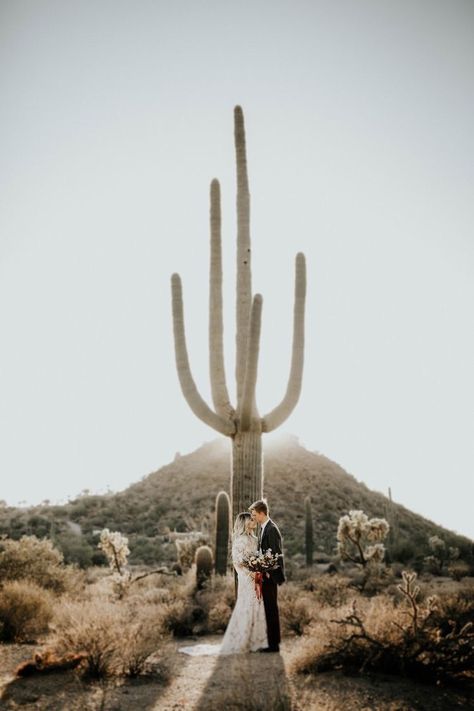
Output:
[171, 106, 307, 519]
[195, 545, 213, 590]
[215, 491, 230, 575]
[305, 495, 313, 566]
[384, 486, 399, 553]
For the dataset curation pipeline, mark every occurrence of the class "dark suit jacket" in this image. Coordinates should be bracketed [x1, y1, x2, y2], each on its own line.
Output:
[259, 519, 286, 585]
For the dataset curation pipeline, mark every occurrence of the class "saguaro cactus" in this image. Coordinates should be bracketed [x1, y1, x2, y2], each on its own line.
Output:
[215, 491, 231, 575]
[304, 495, 313, 566]
[171, 106, 307, 520]
[195, 545, 213, 590]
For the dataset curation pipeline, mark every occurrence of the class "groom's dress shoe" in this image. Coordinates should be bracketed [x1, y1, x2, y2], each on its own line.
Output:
[258, 646, 280, 653]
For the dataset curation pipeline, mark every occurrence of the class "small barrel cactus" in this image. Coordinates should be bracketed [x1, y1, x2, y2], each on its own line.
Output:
[304, 496, 313, 566]
[215, 491, 231, 575]
[195, 545, 213, 590]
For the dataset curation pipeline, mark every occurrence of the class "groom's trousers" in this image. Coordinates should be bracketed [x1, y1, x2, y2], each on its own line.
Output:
[262, 578, 281, 649]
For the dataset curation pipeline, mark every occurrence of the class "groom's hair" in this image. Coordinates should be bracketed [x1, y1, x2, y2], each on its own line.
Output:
[249, 499, 268, 515]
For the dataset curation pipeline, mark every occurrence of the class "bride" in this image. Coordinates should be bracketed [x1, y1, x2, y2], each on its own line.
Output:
[218, 511, 268, 655]
[178, 511, 268, 657]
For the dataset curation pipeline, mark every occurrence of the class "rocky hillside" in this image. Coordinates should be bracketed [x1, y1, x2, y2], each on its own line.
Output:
[0, 434, 471, 569]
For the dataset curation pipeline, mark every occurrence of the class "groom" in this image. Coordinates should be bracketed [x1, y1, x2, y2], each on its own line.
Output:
[249, 499, 285, 653]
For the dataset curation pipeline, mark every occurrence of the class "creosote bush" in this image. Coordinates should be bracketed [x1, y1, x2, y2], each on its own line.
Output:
[52, 599, 170, 678]
[0, 580, 54, 642]
[278, 583, 314, 636]
[0, 535, 81, 593]
[303, 574, 352, 607]
[292, 571, 474, 686]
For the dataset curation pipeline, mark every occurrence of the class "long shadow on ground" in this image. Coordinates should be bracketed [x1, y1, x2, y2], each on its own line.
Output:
[195, 649, 291, 711]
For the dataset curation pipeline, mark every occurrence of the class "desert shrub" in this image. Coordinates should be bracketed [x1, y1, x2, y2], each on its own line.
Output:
[207, 601, 233, 632]
[54, 532, 94, 568]
[194, 573, 235, 633]
[447, 561, 470, 582]
[118, 615, 170, 677]
[431, 582, 474, 635]
[54, 600, 121, 676]
[304, 574, 352, 607]
[0, 580, 53, 642]
[292, 572, 474, 686]
[162, 597, 203, 636]
[53, 599, 169, 678]
[0, 535, 80, 593]
[278, 583, 314, 636]
[387, 539, 418, 564]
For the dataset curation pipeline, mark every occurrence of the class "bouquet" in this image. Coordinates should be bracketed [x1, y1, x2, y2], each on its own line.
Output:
[241, 548, 282, 600]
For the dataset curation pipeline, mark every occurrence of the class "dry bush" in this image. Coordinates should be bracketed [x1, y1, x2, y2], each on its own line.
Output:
[206, 600, 233, 633]
[447, 561, 470, 582]
[194, 573, 235, 633]
[431, 582, 474, 634]
[278, 583, 314, 636]
[303, 574, 352, 607]
[160, 569, 236, 636]
[52, 598, 170, 678]
[0, 580, 54, 642]
[0, 535, 84, 594]
[161, 597, 203, 637]
[292, 573, 474, 686]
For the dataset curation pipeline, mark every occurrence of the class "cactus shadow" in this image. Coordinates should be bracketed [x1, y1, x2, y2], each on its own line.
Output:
[195, 649, 292, 710]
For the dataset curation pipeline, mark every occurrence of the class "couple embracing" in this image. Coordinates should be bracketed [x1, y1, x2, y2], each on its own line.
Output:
[219, 498, 285, 655]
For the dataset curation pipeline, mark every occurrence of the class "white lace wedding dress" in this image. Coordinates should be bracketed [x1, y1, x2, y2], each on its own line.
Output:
[178, 533, 268, 657]
[218, 532, 268, 655]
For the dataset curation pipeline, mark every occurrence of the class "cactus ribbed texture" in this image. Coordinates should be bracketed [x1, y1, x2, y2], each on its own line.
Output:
[215, 491, 231, 575]
[171, 106, 307, 520]
[305, 495, 313, 566]
[195, 544, 213, 590]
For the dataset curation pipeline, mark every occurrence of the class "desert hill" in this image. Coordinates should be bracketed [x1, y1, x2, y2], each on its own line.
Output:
[0, 435, 471, 569]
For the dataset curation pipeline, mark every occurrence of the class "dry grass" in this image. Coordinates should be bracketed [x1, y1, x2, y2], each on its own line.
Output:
[0, 580, 54, 642]
[50, 598, 171, 678]
[291, 576, 474, 686]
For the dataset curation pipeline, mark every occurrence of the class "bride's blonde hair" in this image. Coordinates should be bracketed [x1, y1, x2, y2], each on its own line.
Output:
[233, 512, 252, 537]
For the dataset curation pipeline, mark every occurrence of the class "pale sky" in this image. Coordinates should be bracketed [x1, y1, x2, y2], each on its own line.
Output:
[1, 1, 473, 539]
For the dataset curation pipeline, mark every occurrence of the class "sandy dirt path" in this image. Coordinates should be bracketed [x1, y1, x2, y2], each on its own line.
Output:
[0, 636, 471, 710]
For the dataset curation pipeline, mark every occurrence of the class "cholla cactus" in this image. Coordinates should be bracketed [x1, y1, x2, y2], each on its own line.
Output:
[397, 570, 438, 634]
[97, 529, 130, 575]
[175, 537, 206, 571]
[337, 510, 389, 568]
[171, 106, 307, 520]
[425, 535, 459, 575]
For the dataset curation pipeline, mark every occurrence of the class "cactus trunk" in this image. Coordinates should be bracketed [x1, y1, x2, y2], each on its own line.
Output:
[215, 491, 231, 575]
[305, 496, 313, 566]
[231, 430, 263, 521]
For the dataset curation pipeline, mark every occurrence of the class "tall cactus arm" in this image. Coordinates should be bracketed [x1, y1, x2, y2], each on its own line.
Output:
[234, 105, 253, 409]
[171, 273, 236, 436]
[209, 179, 235, 420]
[261, 252, 306, 433]
[240, 294, 262, 431]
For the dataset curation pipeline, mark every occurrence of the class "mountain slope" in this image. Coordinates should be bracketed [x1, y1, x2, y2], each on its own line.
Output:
[1, 435, 471, 568]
